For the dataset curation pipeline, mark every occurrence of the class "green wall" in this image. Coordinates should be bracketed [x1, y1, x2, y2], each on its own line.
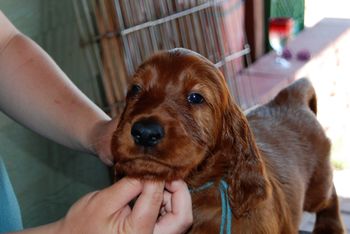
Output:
[0, 0, 111, 228]
[265, 0, 305, 51]
[269, 0, 305, 33]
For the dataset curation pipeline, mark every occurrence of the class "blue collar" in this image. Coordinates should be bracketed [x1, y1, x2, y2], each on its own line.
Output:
[190, 180, 232, 234]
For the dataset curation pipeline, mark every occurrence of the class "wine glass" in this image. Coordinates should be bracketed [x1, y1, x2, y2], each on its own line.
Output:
[268, 17, 294, 68]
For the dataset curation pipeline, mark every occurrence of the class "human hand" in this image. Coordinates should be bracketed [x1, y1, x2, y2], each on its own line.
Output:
[88, 118, 119, 166]
[56, 178, 192, 234]
[155, 180, 193, 234]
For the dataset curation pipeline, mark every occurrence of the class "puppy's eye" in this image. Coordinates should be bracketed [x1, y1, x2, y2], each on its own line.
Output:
[128, 84, 142, 96]
[187, 93, 204, 104]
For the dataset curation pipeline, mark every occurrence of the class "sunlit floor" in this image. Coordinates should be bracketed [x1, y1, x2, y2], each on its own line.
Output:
[298, 3, 350, 231]
[321, 53, 350, 233]
[299, 170, 350, 233]
[300, 2, 350, 226]
[300, 70, 350, 233]
[334, 170, 350, 233]
[305, 0, 350, 28]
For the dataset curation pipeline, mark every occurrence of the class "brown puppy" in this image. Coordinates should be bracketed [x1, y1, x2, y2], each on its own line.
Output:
[111, 48, 344, 233]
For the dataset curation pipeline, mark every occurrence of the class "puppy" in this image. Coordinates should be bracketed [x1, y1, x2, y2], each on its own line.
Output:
[111, 48, 344, 233]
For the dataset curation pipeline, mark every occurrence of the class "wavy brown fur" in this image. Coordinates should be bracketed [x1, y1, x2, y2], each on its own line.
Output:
[111, 48, 344, 233]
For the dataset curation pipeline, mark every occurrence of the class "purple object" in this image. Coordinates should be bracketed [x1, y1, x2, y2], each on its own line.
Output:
[297, 49, 311, 61]
[282, 48, 292, 60]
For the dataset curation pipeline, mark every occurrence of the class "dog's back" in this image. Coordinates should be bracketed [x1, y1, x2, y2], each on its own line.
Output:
[245, 78, 343, 232]
[246, 78, 329, 178]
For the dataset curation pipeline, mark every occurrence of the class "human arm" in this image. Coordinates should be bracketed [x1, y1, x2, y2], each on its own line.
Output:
[8, 178, 192, 234]
[0, 11, 114, 165]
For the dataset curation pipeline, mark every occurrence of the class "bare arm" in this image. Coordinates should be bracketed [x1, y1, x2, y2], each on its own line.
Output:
[0, 12, 193, 233]
[0, 11, 115, 164]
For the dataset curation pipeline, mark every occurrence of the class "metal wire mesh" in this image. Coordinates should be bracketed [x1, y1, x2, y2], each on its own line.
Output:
[73, 0, 253, 116]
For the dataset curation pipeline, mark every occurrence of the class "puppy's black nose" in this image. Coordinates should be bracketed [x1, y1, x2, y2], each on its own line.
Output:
[131, 120, 164, 147]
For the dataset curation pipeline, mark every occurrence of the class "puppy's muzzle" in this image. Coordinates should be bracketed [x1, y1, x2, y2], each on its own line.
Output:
[131, 119, 164, 147]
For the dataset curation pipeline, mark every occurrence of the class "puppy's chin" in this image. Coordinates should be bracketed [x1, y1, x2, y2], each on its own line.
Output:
[115, 158, 190, 181]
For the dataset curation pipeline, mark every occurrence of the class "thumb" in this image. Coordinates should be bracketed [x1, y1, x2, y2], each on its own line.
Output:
[128, 181, 165, 233]
[94, 177, 143, 214]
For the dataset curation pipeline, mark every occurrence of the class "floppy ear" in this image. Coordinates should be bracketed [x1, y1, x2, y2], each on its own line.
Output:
[222, 101, 270, 218]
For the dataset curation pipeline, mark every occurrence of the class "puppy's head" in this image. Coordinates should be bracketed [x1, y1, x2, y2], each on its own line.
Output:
[112, 49, 269, 217]
[111, 48, 231, 181]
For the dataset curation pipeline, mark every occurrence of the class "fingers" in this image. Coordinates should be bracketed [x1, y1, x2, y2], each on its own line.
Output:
[154, 180, 193, 234]
[165, 180, 192, 216]
[67, 179, 165, 234]
[84, 178, 191, 234]
[95, 178, 143, 213]
[159, 190, 172, 217]
[129, 181, 165, 233]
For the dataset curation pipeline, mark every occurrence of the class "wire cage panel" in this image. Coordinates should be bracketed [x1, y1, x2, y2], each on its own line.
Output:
[74, 0, 252, 116]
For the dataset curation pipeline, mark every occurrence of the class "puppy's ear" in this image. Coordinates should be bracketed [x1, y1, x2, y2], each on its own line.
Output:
[222, 102, 270, 218]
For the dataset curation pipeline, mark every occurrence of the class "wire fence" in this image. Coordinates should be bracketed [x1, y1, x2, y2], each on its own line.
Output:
[74, 0, 253, 116]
